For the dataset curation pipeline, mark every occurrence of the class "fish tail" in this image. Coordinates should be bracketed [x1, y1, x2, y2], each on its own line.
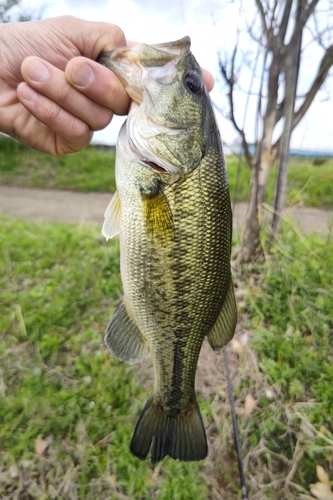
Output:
[130, 395, 207, 463]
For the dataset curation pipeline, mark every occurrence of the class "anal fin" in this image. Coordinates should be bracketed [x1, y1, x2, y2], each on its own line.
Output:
[206, 279, 237, 351]
[105, 300, 147, 364]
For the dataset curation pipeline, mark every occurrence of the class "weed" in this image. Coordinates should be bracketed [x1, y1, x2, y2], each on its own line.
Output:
[227, 154, 333, 207]
[0, 136, 116, 192]
[237, 226, 333, 497]
[1, 211, 332, 499]
[0, 215, 209, 499]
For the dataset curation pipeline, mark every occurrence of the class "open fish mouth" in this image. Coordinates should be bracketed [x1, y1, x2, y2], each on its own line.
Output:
[143, 161, 168, 173]
[97, 37, 191, 105]
[98, 39, 192, 176]
[127, 108, 185, 175]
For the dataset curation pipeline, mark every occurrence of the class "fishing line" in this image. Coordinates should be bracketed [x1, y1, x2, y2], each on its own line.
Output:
[223, 345, 248, 500]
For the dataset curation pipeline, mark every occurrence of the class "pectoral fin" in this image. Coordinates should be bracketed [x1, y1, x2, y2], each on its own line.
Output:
[206, 279, 237, 351]
[105, 299, 147, 364]
[102, 191, 121, 240]
[142, 190, 174, 247]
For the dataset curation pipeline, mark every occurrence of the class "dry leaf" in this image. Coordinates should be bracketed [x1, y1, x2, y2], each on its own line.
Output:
[244, 393, 257, 418]
[317, 466, 331, 486]
[240, 331, 249, 346]
[8, 464, 19, 478]
[310, 465, 333, 500]
[230, 338, 244, 355]
[284, 326, 294, 337]
[266, 389, 275, 399]
[35, 435, 51, 456]
[234, 288, 247, 298]
[310, 483, 333, 500]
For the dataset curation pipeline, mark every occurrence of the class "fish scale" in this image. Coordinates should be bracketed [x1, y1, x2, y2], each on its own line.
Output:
[98, 36, 237, 463]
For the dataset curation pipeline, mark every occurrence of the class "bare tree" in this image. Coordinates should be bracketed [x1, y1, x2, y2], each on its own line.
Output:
[0, 0, 20, 22]
[0, 0, 37, 23]
[218, 0, 333, 261]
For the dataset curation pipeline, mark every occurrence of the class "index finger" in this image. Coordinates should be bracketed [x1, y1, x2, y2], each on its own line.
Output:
[201, 69, 214, 92]
[65, 57, 130, 115]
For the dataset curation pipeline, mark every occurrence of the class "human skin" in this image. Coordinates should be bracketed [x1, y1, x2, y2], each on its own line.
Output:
[0, 16, 214, 157]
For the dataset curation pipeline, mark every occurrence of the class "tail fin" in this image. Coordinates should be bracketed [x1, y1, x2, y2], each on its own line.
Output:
[130, 396, 207, 463]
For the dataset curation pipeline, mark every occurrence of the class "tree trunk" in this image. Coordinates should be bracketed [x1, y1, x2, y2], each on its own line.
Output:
[218, 0, 333, 261]
[241, 140, 277, 262]
[241, 158, 260, 263]
[272, 5, 302, 234]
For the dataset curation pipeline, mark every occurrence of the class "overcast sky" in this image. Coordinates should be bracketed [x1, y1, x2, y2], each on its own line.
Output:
[13, 0, 333, 152]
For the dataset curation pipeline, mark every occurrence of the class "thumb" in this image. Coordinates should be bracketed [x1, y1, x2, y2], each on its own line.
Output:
[45, 16, 127, 60]
[60, 16, 130, 114]
[70, 18, 127, 59]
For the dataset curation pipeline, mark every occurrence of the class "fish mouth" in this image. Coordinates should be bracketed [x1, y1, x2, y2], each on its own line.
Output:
[127, 106, 184, 175]
[142, 160, 168, 173]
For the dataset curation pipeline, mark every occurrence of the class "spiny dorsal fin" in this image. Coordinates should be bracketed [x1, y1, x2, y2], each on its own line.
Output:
[105, 299, 147, 364]
[102, 191, 121, 240]
[206, 279, 237, 351]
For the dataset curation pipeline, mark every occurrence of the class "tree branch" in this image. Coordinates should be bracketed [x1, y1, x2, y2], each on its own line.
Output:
[289, 0, 321, 47]
[254, 0, 268, 36]
[218, 55, 253, 168]
[278, 0, 294, 44]
[301, 0, 321, 28]
[270, 0, 279, 29]
[293, 44, 333, 129]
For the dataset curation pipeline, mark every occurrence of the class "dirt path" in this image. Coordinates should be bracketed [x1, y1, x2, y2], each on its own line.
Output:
[1, 185, 332, 235]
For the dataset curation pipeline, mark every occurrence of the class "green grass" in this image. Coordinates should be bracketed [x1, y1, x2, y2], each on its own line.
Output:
[1, 130, 333, 497]
[0, 136, 116, 192]
[227, 155, 333, 208]
[0, 216, 209, 500]
[1, 212, 332, 498]
[237, 227, 333, 496]
[1, 135, 333, 208]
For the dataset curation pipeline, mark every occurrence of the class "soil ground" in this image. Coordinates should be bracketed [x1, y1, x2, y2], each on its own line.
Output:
[1, 185, 332, 235]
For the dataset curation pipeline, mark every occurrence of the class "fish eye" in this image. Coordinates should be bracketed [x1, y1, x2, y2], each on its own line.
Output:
[184, 72, 203, 94]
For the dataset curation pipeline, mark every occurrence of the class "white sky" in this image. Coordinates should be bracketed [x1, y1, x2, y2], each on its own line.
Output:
[13, 0, 333, 151]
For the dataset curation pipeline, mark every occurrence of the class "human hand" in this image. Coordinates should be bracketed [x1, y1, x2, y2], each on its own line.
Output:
[0, 16, 214, 157]
[0, 16, 130, 156]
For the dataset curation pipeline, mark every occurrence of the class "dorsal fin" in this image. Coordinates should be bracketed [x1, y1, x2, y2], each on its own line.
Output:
[206, 279, 237, 351]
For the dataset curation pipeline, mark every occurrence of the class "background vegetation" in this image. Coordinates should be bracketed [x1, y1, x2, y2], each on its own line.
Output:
[0, 136, 116, 193]
[1, 135, 332, 498]
[0, 217, 210, 500]
[1, 135, 333, 208]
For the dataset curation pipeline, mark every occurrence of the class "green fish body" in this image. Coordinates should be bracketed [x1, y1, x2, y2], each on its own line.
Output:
[98, 37, 237, 463]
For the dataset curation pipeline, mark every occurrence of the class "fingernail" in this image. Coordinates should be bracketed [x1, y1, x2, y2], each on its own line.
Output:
[24, 59, 50, 83]
[71, 63, 94, 87]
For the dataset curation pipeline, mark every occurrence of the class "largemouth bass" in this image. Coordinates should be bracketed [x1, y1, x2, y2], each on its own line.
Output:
[98, 37, 237, 463]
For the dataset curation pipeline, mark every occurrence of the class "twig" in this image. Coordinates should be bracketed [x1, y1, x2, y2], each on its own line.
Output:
[284, 442, 304, 497]
[224, 346, 249, 499]
[295, 411, 333, 446]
